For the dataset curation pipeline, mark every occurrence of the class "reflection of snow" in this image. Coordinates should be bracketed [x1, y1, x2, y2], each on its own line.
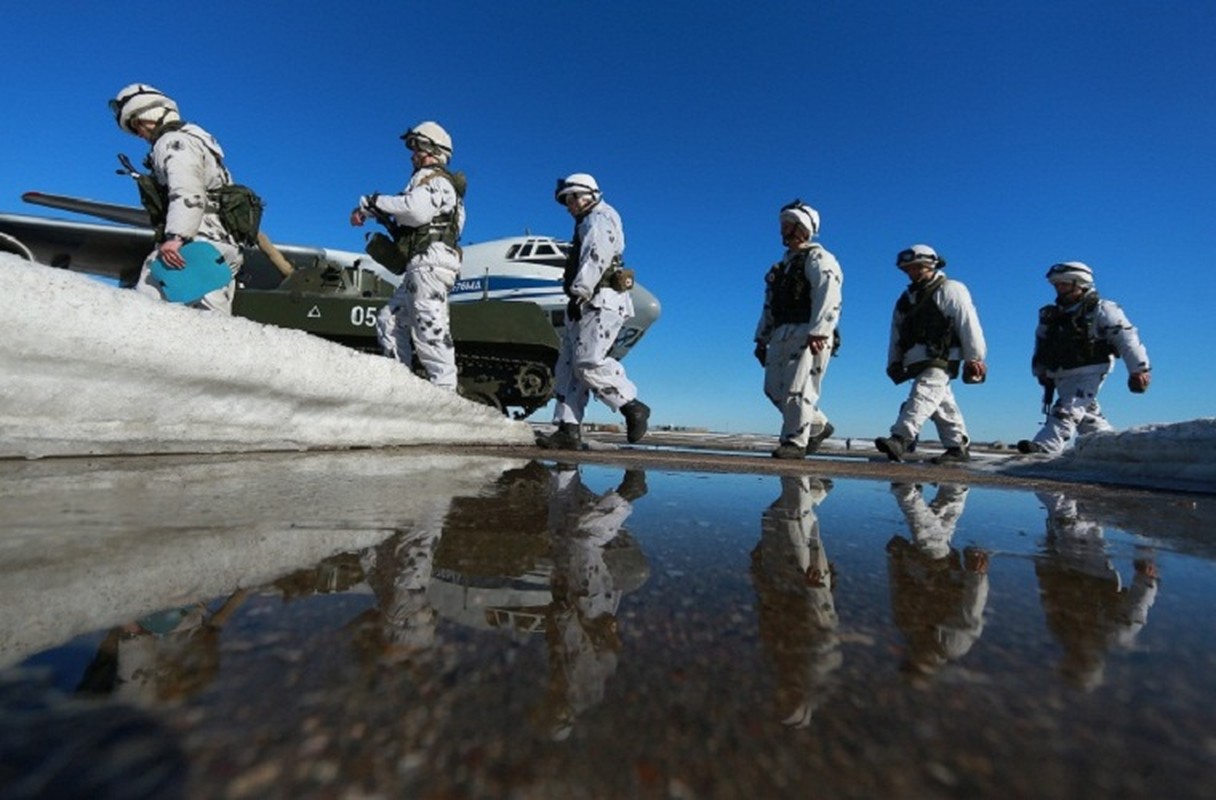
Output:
[0, 450, 522, 666]
[990, 418, 1216, 493]
[0, 255, 532, 457]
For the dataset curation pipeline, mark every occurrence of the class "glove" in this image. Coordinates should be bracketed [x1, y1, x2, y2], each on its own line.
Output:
[806, 335, 829, 355]
[1128, 371, 1151, 393]
[753, 341, 767, 367]
[962, 360, 987, 384]
[566, 298, 582, 322]
[886, 362, 906, 385]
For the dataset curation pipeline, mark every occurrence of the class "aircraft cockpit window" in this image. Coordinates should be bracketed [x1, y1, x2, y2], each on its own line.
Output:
[534, 243, 558, 256]
[516, 243, 534, 258]
[506, 244, 521, 259]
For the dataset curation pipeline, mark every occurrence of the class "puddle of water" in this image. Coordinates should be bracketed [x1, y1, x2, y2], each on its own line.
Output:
[1, 453, 1212, 798]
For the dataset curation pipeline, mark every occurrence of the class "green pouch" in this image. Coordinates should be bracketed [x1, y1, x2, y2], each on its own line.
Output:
[210, 184, 264, 246]
[365, 232, 409, 274]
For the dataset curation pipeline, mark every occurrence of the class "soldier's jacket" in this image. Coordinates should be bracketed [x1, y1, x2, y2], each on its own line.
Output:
[1032, 291, 1150, 380]
[371, 165, 466, 275]
[887, 271, 986, 372]
[566, 200, 632, 319]
[150, 123, 236, 247]
[754, 243, 843, 346]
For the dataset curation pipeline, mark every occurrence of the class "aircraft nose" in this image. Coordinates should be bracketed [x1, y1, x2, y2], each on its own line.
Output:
[629, 282, 662, 329]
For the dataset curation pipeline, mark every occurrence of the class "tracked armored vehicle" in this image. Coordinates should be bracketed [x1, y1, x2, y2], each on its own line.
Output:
[233, 248, 560, 418]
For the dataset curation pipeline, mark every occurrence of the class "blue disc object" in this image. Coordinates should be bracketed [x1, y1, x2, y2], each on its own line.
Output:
[149, 240, 231, 303]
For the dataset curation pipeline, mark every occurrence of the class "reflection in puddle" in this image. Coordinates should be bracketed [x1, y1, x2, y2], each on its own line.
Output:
[0, 453, 1212, 798]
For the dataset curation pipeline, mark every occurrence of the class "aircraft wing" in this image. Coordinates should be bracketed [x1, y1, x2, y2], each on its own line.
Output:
[0, 211, 153, 286]
[0, 192, 341, 289]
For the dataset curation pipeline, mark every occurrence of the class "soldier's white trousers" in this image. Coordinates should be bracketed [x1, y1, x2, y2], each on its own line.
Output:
[553, 306, 636, 424]
[763, 324, 832, 447]
[890, 366, 969, 450]
[377, 266, 457, 391]
[1031, 371, 1112, 454]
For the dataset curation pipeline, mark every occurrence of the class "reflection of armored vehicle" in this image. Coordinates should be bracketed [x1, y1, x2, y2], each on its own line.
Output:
[1, 193, 663, 418]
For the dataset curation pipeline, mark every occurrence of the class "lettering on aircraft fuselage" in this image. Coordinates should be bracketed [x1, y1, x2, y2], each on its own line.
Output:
[453, 278, 483, 293]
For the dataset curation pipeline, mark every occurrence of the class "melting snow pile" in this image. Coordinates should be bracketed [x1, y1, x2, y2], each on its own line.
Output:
[991, 418, 1216, 493]
[0, 255, 533, 457]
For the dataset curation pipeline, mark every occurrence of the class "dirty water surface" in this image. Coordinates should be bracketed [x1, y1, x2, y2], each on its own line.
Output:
[0, 449, 1212, 799]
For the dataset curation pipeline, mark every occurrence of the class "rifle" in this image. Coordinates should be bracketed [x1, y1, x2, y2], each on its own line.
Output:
[1040, 379, 1056, 417]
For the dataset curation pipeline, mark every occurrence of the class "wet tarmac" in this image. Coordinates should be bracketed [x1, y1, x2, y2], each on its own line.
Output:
[1, 448, 1213, 799]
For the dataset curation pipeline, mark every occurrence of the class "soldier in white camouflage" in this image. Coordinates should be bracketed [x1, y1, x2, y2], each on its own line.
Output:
[352, 121, 465, 391]
[537, 174, 650, 450]
[111, 84, 244, 314]
[875, 244, 988, 465]
[1018, 262, 1151, 455]
[753, 200, 844, 460]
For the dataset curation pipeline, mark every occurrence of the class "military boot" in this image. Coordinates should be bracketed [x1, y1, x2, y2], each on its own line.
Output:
[616, 469, 648, 501]
[931, 446, 971, 465]
[805, 422, 835, 454]
[771, 442, 806, 460]
[1017, 439, 1047, 454]
[874, 434, 908, 462]
[537, 422, 584, 451]
[621, 399, 651, 444]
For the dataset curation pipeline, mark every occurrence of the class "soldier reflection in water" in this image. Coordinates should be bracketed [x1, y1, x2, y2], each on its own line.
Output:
[76, 590, 248, 705]
[885, 482, 989, 682]
[357, 520, 445, 665]
[750, 475, 841, 728]
[532, 464, 648, 741]
[1033, 491, 1159, 691]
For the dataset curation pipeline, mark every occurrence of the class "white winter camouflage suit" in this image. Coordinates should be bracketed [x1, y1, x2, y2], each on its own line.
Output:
[134, 123, 244, 314]
[754, 243, 843, 448]
[1028, 293, 1150, 454]
[372, 166, 465, 390]
[553, 199, 636, 425]
[541, 466, 630, 735]
[886, 271, 986, 450]
[888, 482, 989, 670]
[752, 475, 841, 728]
[1035, 491, 1159, 688]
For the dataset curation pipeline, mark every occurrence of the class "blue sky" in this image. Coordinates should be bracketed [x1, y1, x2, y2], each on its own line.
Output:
[4, 1, 1213, 441]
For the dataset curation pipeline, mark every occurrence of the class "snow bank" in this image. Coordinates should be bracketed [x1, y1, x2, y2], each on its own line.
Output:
[0, 256, 533, 457]
[990, 418, 1216, 493]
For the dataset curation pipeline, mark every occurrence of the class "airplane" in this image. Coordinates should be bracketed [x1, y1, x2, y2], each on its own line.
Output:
[0, 191, 662, 418]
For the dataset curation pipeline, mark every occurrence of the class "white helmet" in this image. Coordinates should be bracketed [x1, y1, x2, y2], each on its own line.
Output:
[401, 121, 453, 161]
[896, 244, 945, 269]
[110, 84, 179, 133]
[1046, 261, 1094, 288]
[779, 199, 820, 236]
[554, 173, 601, 205]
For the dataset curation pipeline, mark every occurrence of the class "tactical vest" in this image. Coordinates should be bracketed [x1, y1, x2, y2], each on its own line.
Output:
[766, 248, 816, 326]
[1034, 291, 1115, 370]
[394, 166, 466, 261]
[896, 273, 958, 371]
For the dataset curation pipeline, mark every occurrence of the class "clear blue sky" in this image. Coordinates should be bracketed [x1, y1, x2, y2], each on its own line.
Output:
[4, 1, 1213, 441]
